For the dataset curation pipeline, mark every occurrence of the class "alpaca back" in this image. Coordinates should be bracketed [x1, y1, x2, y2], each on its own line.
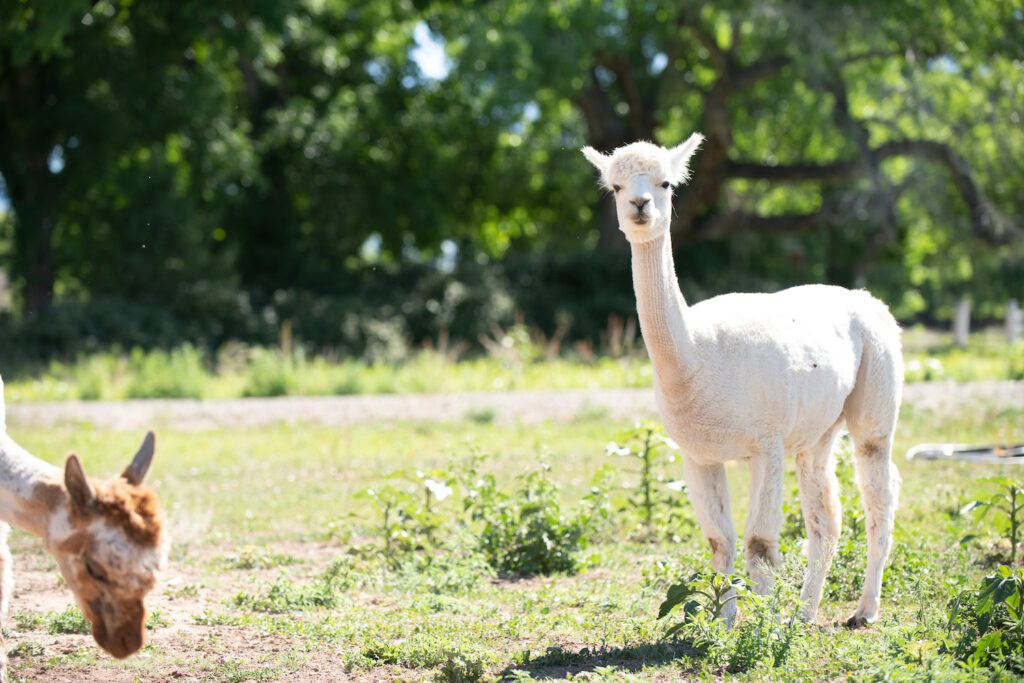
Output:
[660, 285, 898, 458]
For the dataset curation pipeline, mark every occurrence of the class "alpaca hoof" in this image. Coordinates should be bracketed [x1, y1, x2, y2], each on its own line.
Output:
[844, 613, 872, 628]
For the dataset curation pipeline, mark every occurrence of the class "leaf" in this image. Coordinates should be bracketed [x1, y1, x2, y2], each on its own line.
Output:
[973, 630, 1005, 664]
[959, 534, 979, 545]
[658, 581, 696, 619]
[663, 620, 689, 640]
[976, 570, 1019, 633]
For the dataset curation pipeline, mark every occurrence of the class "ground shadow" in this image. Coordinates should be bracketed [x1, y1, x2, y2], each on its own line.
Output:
[497, 640, 703, 680]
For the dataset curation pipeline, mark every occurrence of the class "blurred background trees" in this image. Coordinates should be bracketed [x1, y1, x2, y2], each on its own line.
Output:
[1, 0, 1021, 361]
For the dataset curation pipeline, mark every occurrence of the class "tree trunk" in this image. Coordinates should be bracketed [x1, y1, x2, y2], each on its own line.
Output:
[2, 157, 60, 316]
[596, 197, 627, 250]
[20, 216, 56, 316]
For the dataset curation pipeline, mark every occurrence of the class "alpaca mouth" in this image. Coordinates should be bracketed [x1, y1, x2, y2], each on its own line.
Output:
[632, 213, 649, 225]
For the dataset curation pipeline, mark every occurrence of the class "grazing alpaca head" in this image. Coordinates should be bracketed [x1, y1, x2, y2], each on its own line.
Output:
[48, 432, 164, 658]
[582, 134, 704, 243]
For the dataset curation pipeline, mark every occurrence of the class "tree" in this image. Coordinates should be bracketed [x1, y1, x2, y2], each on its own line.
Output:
[436, 0, 1024, 267]
[0, 0, 288, 315]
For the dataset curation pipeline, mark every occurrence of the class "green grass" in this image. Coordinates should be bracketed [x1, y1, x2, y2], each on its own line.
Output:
[3, 325, 1020, 402]
[5, 398, 1024, 680]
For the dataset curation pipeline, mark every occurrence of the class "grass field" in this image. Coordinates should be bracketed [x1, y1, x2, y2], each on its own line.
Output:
[3, 390, 1024, 681]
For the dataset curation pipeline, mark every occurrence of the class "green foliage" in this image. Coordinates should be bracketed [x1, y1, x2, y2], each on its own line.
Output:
[658, 571, 749, 641]
[218, 545, 301, 571]
[46, 605, 91, 635]
[233, 558, 353, 613]
[434, 650, 486, 683]
[125, 344, 206, 399]
[466, 466, 589, 576]
[962, 477, 1024, 564]
[242, 351, 298, 398]
[725, 585, 804, 672]
[605, 420, 692, 540]
[943, 566, 1024, 672]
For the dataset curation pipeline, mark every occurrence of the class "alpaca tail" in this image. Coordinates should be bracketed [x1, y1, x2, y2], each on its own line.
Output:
[844, 290, 903, 443]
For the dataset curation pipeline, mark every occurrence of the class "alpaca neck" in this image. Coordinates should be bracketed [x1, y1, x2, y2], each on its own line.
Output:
[0, 433, 63, 539]
[630, 231, 700, 380]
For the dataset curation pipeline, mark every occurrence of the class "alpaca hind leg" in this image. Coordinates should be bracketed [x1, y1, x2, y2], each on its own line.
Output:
[743, 442, 785, 595]
[795, 428, 842, 622]
[845, 431, 899, 626]
[842, 320, 901, 626]
[683, 455, 738, 625]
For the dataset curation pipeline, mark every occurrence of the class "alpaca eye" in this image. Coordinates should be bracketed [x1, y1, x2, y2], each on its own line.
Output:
[84, 559, 108, 583]
[661, 181, 671, 189]
[612, 184, 621, 193]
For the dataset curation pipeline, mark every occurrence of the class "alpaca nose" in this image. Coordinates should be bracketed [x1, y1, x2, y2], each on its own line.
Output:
[630, 197, 650, 211]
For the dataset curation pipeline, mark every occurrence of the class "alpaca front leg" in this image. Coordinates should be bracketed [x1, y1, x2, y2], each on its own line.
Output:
[744, 447, 785, 595]
[795, 433, 842, 622]
[682, 455, 738, 625]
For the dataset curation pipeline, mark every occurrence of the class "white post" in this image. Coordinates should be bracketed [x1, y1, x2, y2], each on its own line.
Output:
[1008, 299, 1021, 344]
[953, 298, 970, 348]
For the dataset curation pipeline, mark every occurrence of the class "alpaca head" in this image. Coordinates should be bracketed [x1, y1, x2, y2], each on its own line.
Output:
[582, 133, 704, 243]
[48, 432, 165, 659]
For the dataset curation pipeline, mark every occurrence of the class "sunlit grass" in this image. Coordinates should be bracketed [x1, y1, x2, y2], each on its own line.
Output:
[3, 326, 1020, 402]
[5, 400, 1023, 680]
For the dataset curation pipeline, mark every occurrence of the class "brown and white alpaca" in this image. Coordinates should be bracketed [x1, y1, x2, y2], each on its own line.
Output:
[0, 375, 164, 678]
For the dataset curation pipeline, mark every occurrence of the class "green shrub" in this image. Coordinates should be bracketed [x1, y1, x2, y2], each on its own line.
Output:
[47, 605, 91, 634]
[125, 344, 206, 399]
[243, 351, 297, 397]
[434, 650, 485, 683]
[469, 467, 589, 576]
[233, 560, 352, 613]
[942, 566, 1024, 672]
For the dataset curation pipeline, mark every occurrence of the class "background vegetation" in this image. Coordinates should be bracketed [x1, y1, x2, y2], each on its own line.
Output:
[1, 0, 1022, 368]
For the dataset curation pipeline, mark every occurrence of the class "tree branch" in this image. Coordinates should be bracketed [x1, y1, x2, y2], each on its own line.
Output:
[726, 158, 865, 182]
[690, 194, 851, 241]
[876, 139, 1021, 243]
[597, 52, 655, 139]
[722, 139, 1021, 244]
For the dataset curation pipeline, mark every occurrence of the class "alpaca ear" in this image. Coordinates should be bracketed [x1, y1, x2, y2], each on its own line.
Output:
[121, 431, 155, 485]
[65, 454, 97, 511]
[668, 133, 705, 183]
[581, 146, 609, 177]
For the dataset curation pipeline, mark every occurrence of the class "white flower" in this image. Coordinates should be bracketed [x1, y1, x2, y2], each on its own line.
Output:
[906, 359, 922, 372]
[605, 441, 631, 456]
[926, 358, 944, 372]
[665, 480, 687, 492]
[424, 478, 453, 502]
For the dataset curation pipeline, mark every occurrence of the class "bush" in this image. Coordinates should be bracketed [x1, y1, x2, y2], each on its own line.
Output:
[469, 467, 589, 576]
[943, 566, 1024, 672]
[243, 351, 297, 397]
[125, 344, 206, 399]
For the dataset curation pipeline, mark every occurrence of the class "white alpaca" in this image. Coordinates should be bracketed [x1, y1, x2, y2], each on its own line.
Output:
[583, 136, 902, 626]
[0, 374, 165, 680]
